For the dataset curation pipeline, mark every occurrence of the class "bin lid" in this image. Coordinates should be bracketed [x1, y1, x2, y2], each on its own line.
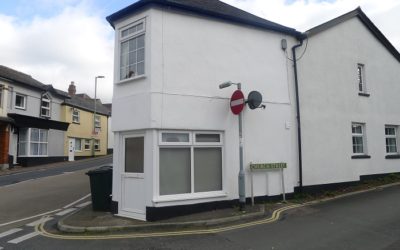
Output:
[86, 166, 113, 175]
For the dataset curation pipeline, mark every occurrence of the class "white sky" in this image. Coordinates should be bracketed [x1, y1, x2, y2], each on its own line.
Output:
[0, 0, 399, 103]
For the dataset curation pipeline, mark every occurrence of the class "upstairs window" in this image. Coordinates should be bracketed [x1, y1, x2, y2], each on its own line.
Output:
[385, 126, 398, 154]
[94, 115, 101, 128]
[40, 94, 51, 118]
[357, 64, 368, 95]
[15, 93, 26, 110]
[119, 19, 145, 81]
[72, 109, 80, 123]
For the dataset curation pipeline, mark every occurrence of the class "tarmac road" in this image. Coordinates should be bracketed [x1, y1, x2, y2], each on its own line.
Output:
[2, 182, 400, 249]
[0, 155, 112, 187]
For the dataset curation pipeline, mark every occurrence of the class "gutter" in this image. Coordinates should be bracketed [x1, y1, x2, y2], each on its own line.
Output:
[291, 33, 307, 192]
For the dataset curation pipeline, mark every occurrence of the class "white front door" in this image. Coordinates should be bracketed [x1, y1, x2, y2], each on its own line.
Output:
[68, 138, 75, 161]
[120, 135, 146, 221]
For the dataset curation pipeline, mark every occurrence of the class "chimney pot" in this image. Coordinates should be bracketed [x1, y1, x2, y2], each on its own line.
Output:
[68, 81, 76, 96]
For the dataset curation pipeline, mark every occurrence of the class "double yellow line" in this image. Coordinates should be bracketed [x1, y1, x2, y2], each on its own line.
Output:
[35, 203, 303, 240]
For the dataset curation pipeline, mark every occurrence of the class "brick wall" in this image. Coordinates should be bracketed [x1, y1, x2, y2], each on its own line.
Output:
[0, 124, 10, 165]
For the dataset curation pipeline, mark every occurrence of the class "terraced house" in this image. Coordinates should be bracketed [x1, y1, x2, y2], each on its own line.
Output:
[61, 82, 110, 160]
[0, 65, 70, 167]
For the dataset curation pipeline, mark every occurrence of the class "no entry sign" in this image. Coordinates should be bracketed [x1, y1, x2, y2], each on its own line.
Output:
[230, 90, 245, 115]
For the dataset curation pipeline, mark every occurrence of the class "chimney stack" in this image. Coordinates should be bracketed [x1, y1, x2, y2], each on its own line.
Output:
[68, 81, 76, 96]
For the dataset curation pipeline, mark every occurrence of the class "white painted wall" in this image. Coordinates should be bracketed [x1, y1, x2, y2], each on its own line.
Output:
[298, 17, 400, 186]
[111, 6, 299, 219]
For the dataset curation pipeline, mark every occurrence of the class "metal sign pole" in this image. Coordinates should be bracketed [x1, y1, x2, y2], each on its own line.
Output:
[250, 166, 254, 206]
[238, 83, 246, 210]
[281, 168, 286, 202]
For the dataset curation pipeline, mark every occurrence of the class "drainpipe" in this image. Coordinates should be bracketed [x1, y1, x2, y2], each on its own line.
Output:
[291, 34, 306, 193]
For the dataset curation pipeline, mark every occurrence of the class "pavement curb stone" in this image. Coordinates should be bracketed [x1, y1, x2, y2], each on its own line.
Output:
[57, 205, 267, 233]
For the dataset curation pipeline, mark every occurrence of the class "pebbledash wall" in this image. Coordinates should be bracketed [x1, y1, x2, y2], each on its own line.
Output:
[297, 11, 400, 189]
[110, 6, 301, 221]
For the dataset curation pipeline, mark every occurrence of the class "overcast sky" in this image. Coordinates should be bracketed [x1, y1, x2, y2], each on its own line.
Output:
[0, 0, 399, 103]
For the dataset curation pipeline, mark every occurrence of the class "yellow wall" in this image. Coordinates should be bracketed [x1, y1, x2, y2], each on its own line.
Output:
[61, 105, 108, 157]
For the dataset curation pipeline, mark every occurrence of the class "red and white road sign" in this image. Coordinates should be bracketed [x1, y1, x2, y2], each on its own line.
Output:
[230, 90, 245, 115]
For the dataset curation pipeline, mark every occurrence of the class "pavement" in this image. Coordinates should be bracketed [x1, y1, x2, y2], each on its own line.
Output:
[0, 155, 112, 177]
[55, 181, 400, 236]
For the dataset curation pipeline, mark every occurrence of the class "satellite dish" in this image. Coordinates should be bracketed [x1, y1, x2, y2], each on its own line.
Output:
[247, 91, 263, 109]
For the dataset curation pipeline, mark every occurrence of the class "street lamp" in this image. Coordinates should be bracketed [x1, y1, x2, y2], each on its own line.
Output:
[219, 81, 246, 211]
[92, 75, 105, 157]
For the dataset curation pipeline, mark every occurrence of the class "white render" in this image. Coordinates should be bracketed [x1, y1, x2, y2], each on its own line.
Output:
[111, 7, 299, 220]
[297, 17, 400, 186]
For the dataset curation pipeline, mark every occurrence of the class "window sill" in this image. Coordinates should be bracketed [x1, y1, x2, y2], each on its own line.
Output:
[358, 92, 370, 97]
[116, 75, 146, 85]
[15, 107, 26, 110]
[153, 191, 227, 204]
[351, 155, 371, 159]
[72, 122, 80, 124]
[385, 154, 400, 159]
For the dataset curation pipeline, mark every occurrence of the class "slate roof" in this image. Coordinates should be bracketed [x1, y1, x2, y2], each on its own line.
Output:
[0, 65, 69, 98]
[106, 0, 302, 38]
[63, 95, 110, 116]
[306, 7, 400, 63]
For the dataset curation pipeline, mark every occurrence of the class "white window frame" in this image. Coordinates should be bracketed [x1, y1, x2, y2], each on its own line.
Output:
[352, 123, 367, 155]
[0, 85, 3, 108]
[18, 128, 48, 157]
[15, 93, 27, 110]
[122, 133, 145, 178]
[159, 131, 192, 146]
[385, 125, 398, 154]
[118, 18, 146, 82]
[40, 94, 51, 118]
[72, 109, 80, 123]
[84, 139, 91, 151]
[155, 131, 225, 203]
[75, 138, 82, 152]
[357, 64, 367, 94]
[94, 139, 100, 151]
[94, 115, 101, 128]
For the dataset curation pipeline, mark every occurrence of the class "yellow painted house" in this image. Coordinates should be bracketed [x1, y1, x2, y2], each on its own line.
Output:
[61, 82, 110, 158]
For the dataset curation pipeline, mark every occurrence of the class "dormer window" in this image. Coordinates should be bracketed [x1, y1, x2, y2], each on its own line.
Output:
[40, 94, 51, 118]
[119, 19, 145, 81]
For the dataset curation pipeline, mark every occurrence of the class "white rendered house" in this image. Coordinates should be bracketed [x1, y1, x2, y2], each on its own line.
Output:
[296, 8, 400, 191]
[107, 1, 400, 221]
[107, 0, 303, 221]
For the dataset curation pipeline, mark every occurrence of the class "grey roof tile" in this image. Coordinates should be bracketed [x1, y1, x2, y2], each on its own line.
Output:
[106, 0, 302, 38]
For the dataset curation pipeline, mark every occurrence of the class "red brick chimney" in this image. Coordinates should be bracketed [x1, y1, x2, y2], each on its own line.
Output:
[68, 81, 76, 96]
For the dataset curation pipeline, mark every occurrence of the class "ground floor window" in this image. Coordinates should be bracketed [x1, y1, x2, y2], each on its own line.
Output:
[74, 138, 82, 151]
[18, 128, 48, 156]
[352, 123, 366, 155]
[385, 125, 398, 154]
[94, 139, 100, 151]
[84, 139, 91, 150]
[159, 131, 223, 196]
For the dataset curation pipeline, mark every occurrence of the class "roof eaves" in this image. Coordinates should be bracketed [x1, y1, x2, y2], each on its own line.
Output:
[62, 102, 110, 116]
[306, 7, 400, 63]
[106, 0, 302, 38]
